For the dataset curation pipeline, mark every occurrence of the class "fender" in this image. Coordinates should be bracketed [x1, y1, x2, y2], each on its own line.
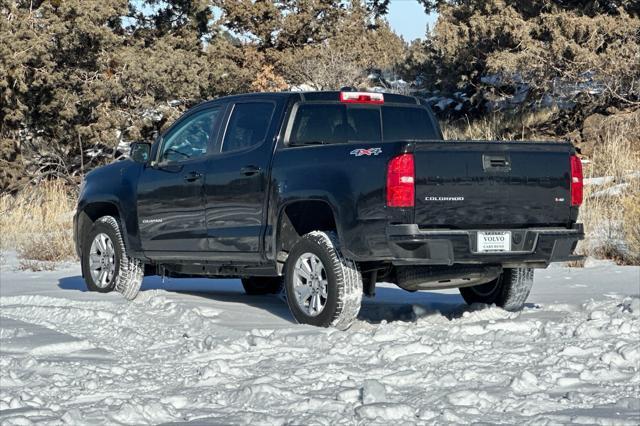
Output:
[266, 141, 403, 262]
[76, 160, 146, 260]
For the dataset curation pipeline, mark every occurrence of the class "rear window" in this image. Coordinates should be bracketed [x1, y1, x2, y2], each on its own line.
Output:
[289, 104, 437, 145]
[382, 106, 439, 141]
[290, 104, 381, 145]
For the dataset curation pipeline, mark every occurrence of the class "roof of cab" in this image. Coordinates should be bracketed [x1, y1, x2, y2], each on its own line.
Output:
[299, 91, 420, 104]
[200, 90, 421, 106]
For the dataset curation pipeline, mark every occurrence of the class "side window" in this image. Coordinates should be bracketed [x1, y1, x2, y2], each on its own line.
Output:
[221, 102, 275, 153]
[159, 108, 220, 163]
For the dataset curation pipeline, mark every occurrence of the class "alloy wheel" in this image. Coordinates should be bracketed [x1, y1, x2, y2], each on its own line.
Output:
[89, 233, 116, 288]
[293, 253, 328, 317]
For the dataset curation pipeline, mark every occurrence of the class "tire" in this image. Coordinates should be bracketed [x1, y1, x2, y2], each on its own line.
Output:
[81, 216, 143, 300]
[241, 276, 284, 295]
[284, 231, 363, 330]
[459, 267, 534, 311]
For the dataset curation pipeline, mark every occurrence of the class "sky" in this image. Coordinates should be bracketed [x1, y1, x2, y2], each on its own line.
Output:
[387, 0, 438, 41]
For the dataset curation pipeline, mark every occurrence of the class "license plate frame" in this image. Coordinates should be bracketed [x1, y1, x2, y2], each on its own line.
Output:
[477, 231, 512, 253]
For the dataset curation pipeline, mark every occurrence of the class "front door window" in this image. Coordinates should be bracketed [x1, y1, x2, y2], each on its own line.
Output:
[159, 109, 220, 163]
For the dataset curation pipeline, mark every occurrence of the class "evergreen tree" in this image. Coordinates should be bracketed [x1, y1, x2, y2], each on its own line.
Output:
[281, 1, 404, 89]
[411, 0, 640, 114]
[1, 0, 129, 189]
[0, 0, 404, 191]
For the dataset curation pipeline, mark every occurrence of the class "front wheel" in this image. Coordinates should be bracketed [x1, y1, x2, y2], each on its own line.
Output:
[81, 216, 143, 300]
[459, 268, 534, 311]
[284, 231, 362, 330]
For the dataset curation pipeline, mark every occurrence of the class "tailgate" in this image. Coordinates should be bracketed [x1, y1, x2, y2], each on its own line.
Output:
[413, 141, 573, 228]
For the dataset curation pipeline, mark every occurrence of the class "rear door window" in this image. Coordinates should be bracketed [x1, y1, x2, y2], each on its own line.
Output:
[222, 102, 275, 153]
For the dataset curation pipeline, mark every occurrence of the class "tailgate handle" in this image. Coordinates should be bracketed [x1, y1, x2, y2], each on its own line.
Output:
[483, 154, 511, 172]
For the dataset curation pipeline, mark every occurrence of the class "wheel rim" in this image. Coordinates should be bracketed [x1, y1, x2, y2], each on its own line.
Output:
[89, 233, 116, 288]
[293, 253, 328, 317]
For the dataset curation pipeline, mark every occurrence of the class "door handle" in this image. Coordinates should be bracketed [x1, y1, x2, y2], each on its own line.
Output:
[240, 165, 261, 176]
[184, 171, 202, 182]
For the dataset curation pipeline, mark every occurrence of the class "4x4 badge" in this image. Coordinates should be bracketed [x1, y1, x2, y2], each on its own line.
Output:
[350, 148, 382, 157]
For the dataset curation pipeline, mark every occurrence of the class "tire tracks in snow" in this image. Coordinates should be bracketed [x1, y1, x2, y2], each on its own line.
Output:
[1, 289, 639, 424]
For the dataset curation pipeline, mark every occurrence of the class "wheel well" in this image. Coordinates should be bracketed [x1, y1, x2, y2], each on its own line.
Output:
[77, 202, 121, 255]
[83, 202, 120, 222]
[277, 201, 337, 254]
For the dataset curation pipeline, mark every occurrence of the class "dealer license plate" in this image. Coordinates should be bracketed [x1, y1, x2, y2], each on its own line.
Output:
[477, 231, 511, 253]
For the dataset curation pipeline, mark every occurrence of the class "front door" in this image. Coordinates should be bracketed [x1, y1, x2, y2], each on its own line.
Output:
[204, 101, 277, 255]
[137, 106, 223, 253]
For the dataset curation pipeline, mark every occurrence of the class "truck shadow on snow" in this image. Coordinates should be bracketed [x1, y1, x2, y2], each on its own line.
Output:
[58, 275, 490, 325]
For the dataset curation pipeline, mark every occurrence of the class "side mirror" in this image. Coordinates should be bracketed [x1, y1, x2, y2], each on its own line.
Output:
[130, 142, 151, 164]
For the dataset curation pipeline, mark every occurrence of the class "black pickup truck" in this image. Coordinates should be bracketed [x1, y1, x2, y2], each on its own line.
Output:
[74, 90, 584, 329]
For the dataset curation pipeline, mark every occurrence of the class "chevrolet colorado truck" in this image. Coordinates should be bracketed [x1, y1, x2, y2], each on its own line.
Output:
[74, 90, 584, 329]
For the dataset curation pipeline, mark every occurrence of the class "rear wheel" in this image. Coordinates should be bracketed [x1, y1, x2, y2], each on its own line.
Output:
[459, 268, 534, 311]
[241, 277, 284, 295]
[81, 216, 143, 300]
[284, 231, 362, 330]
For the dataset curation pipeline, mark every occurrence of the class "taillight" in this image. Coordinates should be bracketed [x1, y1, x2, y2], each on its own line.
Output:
[387, 153, 415, 208]
[339, 91, 384, 104]
[570, 154, 583, 206]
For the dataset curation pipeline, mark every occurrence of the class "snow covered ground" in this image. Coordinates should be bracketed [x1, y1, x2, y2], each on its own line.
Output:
[1, 252, 639, 425]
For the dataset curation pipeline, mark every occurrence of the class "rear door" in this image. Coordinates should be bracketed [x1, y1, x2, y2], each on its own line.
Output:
[137, 105, 223, 253]
[413, 142, 573, 228]
[204, 100, 278, 256]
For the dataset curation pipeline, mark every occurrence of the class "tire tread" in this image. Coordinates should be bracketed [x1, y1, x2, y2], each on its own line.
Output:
[500, 267, 534, 311]
[298, 231, 363, 330]
[95, 216, 143, 300]
[459, 267, 534, 311]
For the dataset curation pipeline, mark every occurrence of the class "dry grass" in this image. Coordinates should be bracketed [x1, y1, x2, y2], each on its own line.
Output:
[579, 174, 640, 265]
[441, 109, 558, 141]
[585, 111, 640, 179]
[18, 259, 58, 272]
[578, 184, 636, 264]
[621, 187, 640, 264]
[577, 111, 640, 265]
[0, 180, 77, 263]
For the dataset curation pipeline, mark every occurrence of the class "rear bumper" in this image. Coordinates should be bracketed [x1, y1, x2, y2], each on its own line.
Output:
[386, 223, 584, 267]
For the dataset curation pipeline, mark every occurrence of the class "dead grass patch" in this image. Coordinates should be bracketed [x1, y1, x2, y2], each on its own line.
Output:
[18, 259, 57, 272]
[620, 184, 640, 264]
[441, 109, 558, 141]
[0, 180, 77, 264]
[578, 122, 640, 265]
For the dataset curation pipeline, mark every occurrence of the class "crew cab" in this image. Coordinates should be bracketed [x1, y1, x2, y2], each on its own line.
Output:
[74, 90, 584, 329]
